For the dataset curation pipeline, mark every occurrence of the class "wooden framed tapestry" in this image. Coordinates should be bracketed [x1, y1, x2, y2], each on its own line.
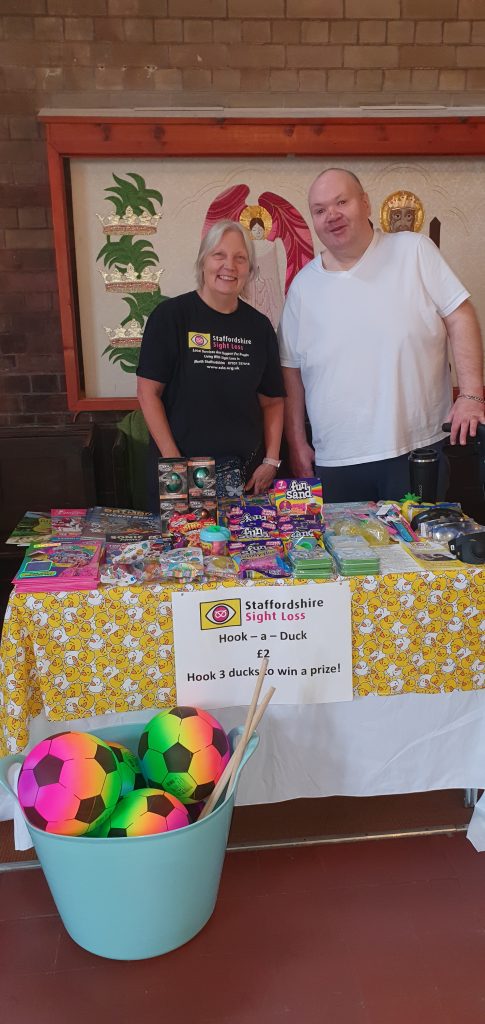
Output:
[40, 114, 485, 410]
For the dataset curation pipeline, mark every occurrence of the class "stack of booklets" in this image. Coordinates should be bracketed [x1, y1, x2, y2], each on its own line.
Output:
[323, 533, 381, 576]
[51, 508, 87, 538]
[288, 546, 334, 579]
[5, 511, 52, 546]
[401, 541, 463, 571]
[6, 507, 164, 546]
[81, 507, 162, 540]
[12, 541, 104, 594]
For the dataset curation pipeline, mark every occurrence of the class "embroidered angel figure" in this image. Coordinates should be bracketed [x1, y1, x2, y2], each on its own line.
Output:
[202, 185, 314, 330]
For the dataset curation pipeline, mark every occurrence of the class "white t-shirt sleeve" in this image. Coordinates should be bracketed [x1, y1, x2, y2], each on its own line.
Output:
[416, 234, 470, 317]
[277, 283, 302, 368]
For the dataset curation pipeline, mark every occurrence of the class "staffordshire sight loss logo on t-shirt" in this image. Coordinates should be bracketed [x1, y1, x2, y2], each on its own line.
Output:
[188, 330, 254, 372]
[188, 332, 211, 350]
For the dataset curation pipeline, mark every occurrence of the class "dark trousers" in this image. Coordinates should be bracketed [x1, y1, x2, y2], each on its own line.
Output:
[315, 441, 449, 504]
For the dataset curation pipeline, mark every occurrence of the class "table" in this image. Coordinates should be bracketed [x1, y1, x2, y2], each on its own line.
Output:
[1, 566, 483, 757]
[1, 566, 485, 851]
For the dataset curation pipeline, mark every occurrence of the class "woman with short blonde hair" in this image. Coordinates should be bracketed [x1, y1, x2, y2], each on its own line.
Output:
[137, 219, 285, 512]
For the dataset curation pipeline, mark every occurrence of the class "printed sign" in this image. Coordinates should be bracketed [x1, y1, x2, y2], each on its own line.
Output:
[172, 582, 353, 706]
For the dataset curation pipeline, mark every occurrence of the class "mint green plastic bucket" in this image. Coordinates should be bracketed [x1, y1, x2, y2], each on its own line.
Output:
[0, 723, 258, 960]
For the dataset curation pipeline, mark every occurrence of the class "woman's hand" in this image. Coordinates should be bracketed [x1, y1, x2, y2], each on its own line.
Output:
[245, 462, 277, 494]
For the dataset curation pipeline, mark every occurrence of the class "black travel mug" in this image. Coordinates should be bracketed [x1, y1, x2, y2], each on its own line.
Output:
[408, 447, 440, 502]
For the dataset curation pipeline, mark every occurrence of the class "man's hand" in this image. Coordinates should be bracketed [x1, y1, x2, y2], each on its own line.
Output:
[288, 442, 315, 478]
[447, 394, 485, 445]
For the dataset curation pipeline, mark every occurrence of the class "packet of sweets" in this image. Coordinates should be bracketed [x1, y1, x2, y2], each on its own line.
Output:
[203, 554, 238, 579]
[168, 509, 216, 548]
[190, 499, 218, 520]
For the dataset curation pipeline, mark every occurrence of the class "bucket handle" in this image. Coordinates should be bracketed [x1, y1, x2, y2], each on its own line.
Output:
[0, 753, 25, 802]
[224, 726, 259, 801]
[0, 729, 259, 810]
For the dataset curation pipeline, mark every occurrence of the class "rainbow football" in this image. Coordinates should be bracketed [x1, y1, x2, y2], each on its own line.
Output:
[102, 788, 190, 837]
[17, 731, 122, 836]
[105, 740, 144, 798]
[138, 707, 230, 805]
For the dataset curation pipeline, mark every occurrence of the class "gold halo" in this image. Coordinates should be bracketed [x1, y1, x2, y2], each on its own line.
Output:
[380, 190, 425, 233]
[239, 204, 273, 239]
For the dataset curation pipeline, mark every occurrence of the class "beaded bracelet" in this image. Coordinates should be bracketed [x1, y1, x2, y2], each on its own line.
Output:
[458, 393, 485, 404]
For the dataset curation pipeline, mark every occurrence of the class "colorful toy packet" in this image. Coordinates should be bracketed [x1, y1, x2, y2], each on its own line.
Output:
[100, 562, 155, 587]
[272, 478, 323, 517]
[166, 508, 216, 547]
[226, 503, 279, 545]
[374, 502, 419, 542]
[100, 543, 205, 586]
[278, 516, 323, 540]
[158, 547, 204, 580]
[228, 538, 284, 557]
[325, 514, 389, 547]
[203, 554, 238, 579]
[104, 537, 167, 566]
[234, 551, 292, 579]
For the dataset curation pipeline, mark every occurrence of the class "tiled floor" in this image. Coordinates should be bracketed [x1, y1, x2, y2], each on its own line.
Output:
[2, 833, 485, 1023]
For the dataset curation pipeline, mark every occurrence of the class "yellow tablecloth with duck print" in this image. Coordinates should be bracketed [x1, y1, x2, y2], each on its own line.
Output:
[0, 568, 483, 756]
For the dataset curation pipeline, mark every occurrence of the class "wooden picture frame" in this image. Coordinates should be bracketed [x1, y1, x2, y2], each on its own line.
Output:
[40, 113, 485, 412]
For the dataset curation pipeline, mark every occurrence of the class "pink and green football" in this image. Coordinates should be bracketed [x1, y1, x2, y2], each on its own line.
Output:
[105, 741, 144, 797]
[17, 731, 122, 836]
[138, 707, 230, 805]
[103, 788, 190, 837]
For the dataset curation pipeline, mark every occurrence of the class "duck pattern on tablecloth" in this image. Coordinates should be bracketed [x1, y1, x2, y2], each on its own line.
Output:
[0, 569, 483, 754]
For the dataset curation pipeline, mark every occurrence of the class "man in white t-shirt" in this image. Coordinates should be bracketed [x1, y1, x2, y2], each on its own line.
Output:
[278, 168, 485, 501]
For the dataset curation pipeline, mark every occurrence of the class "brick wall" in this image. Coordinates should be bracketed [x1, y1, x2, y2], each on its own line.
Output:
[1, 0, 485, 425]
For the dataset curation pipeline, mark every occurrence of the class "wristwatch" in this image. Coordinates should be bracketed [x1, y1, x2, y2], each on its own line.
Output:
[262, 457, 282, 469]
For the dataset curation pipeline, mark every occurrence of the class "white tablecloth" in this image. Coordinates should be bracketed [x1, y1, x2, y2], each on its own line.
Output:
[2, 690, 485, 851]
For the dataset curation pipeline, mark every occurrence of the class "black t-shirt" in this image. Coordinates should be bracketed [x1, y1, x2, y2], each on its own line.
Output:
[136, 291, 285, 462]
